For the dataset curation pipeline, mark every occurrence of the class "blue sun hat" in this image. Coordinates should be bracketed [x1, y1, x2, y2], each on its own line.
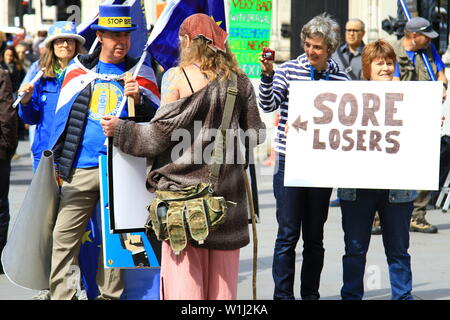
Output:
[44, 21, 86, 47]
[90, 5, 138, 32]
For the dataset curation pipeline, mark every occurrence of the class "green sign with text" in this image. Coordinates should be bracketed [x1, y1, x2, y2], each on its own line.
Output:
[229, 0, 273, 78]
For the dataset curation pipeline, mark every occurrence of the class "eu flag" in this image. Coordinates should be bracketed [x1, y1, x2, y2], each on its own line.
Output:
[147, 0, 226, 70]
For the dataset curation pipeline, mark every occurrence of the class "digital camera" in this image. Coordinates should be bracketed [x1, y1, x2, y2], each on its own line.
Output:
[262, 47, 275, 61]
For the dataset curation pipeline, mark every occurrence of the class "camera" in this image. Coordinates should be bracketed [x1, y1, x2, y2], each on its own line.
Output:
[262, 47, 275, 61]
[381, 15, 406, 39]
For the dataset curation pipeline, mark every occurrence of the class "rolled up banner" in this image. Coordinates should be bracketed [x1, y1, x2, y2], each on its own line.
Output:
[1, 150, 59, 290]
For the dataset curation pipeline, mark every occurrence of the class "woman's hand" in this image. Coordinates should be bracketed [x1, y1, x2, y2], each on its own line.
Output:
[101, 115, 119, 137]
[18, 83, 34, 105]
[260, 53, 274, 77]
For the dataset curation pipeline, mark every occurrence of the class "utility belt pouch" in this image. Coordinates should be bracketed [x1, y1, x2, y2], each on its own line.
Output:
[145, 183, 231, 254]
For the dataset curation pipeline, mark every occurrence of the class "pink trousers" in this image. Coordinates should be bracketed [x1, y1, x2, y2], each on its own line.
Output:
[160, 241, 240, 300]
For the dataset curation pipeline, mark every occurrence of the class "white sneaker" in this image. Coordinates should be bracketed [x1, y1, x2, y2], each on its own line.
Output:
[32, 290, 50, 300]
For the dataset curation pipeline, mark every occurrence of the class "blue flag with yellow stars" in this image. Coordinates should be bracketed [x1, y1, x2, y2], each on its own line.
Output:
[147, 0, 226, 70]
[78, 205, 101, 299]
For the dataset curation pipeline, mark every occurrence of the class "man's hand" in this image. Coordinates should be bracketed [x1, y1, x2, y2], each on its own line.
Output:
[124, 73, 140, 102]
[18, 83, 34, 105]
[101, 115, 119, 137]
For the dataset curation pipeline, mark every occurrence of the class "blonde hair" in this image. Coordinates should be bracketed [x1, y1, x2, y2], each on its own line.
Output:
[39, 40, 85, 78]
[178, 35, 243, 81]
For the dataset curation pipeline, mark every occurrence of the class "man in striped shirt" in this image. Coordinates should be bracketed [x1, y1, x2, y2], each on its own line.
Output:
[258, 14, 349, 300]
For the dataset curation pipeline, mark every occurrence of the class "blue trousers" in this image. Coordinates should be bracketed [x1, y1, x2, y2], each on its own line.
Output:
[272, 155, 331, 299]
[340, 189, 413, 300]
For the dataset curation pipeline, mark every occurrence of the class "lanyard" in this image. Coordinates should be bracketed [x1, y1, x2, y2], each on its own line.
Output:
[310, 65, 329, 81]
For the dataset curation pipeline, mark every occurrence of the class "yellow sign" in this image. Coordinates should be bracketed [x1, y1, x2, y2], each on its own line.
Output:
[99, 17, 132, 28]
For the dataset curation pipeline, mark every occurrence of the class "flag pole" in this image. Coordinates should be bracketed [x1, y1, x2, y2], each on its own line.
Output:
[399, 0, 437, 81]
[12, 68, 45, 108]
[115, 40, 150, 118]
[89, 38, 99, 54]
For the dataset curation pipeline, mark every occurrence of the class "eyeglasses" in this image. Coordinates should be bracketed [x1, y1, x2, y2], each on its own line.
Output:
[345, 29, 362, 33]
[54, 38, 76, 46]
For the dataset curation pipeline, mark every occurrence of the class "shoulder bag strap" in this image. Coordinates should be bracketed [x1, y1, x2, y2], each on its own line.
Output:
[209, 72, 238, 188]
[337, 48, 358, 80]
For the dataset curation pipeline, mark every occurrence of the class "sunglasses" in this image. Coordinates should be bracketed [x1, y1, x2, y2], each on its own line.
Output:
[54, 38, 76, 46]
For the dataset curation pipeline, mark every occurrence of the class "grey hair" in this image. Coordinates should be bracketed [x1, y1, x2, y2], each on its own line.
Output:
[347, 18, 366, 31]
[300, 13, 341, 56]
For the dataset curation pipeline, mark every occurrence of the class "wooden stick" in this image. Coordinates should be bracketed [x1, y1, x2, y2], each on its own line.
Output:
[125, 72, 135, 117]
[244, 172, 258, 300]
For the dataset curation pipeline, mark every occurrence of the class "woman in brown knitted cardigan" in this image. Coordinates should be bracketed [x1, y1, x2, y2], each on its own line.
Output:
[101, 14, 266, 299]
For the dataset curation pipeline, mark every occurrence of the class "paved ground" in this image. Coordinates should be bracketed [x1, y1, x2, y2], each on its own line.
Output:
[1, 140, 450, 300]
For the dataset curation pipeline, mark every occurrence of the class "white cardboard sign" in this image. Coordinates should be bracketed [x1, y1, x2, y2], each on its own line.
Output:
[285, 81, 442, 190]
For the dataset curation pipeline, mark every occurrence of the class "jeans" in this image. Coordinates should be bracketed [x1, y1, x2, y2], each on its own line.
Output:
[0, 159, 11, 270]
[272, 154, 331, 300]
[340, 189, 413, 300]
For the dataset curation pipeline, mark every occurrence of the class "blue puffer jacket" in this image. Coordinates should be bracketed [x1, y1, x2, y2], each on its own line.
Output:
[338, 188, 417, 203]
[18, 76, 60, 170]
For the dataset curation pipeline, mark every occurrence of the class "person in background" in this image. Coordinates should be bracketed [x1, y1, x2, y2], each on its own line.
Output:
[15, 42, 33, 73]
[32, 30, 47, 58]
[392, 16, 448, 234]
[1, 46, 27, 147]
[0, 68, 18, 275]
[258, 14, 349, 300]
[0, 32, 7, 58]
[1, 46, 26, 98]
[332, 18, 366, 81]
[339, 40, 415, 300]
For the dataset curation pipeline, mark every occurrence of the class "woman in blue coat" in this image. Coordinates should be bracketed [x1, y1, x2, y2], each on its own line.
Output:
[18, 21, 86, 170]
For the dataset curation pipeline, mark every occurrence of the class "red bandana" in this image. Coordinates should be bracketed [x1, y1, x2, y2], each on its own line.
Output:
[179, 13, 228, 53]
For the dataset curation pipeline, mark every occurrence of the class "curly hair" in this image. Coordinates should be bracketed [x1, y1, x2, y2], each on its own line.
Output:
[178, 35, 243, 81]
[300, 13, 341, 58]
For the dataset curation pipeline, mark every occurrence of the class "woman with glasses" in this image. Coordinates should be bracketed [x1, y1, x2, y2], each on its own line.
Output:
[18, 21, 86, 170]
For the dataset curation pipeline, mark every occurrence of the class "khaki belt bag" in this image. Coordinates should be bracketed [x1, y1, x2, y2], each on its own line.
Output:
[144, 73, 238, 255]
[145, 183, 233, 254]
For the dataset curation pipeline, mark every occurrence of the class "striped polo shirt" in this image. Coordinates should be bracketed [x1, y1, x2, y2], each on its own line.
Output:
[258, 53, 349, 154]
